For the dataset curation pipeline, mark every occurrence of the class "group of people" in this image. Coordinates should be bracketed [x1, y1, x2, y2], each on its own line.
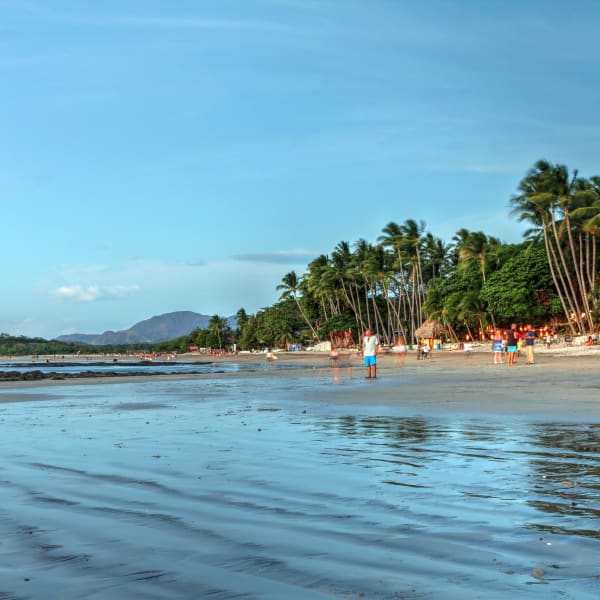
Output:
[361, 323, 539, 378]
[492, 324, 536, 365]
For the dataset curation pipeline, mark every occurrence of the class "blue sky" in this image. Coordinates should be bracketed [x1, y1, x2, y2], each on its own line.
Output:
[2, 0, 600, 339]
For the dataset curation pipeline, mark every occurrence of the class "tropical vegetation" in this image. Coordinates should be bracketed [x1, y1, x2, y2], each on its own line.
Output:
[3, 160, 599, 355]
[226, 159, 600, 348]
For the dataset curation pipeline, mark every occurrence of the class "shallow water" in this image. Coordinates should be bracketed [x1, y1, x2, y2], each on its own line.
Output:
[0, 359, 306, 375]
[0, 374, 599, 599]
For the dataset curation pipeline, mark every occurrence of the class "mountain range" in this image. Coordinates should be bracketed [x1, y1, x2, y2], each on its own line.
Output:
[54, 311, 236, 345]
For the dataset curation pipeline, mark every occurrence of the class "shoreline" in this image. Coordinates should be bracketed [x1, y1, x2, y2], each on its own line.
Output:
[1, 349, 599, 420]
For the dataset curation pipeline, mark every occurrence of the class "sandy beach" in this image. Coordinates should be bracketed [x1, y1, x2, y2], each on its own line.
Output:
[1, 348, 599, 598]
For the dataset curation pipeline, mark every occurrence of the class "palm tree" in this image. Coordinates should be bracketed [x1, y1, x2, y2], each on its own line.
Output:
[331, 241, 363, 330]
[377, 221, 415, 339]
[353, 238, 376, 331]
[400, 219, 426, 341]
[511, 161, 584, 334]
[574, 181, 600, 283]
[422, 233, 451, 281]
[276, 271, 320, 341]
[454, 230, 501, 330]
[456, 231, 501, 284]
[208, 315, 228, 350]
[306, 254, 340, 322]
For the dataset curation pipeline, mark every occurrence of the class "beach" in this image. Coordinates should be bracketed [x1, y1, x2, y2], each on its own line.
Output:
[0, 349, 599, 598]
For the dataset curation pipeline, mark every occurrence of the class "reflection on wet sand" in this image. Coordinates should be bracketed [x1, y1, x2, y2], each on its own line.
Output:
[0, 375, 599, 598]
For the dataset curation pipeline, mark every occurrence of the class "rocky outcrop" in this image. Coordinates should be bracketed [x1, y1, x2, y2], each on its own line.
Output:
[0, 370, 163, 381]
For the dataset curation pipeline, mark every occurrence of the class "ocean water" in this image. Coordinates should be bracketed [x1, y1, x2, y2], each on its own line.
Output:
[0, 372, 599, 599]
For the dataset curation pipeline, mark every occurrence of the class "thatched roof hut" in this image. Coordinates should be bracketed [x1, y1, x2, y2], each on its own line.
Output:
[414, 319, 447, 339]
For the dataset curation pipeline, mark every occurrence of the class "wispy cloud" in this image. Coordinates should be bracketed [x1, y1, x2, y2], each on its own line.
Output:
[53, 263, 109, 278]
[49, 284, 140, 303]
[186, 259, 208, 267]
[231, 250, 315, 265]
[9, 1, 287, 32]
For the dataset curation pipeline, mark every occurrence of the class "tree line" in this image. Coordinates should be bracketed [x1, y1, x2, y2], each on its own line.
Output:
[4, 160, 598, 355]
[0, 333, 155, 357]
[169, 159, 600, 351]
[224, 159, 600, 349]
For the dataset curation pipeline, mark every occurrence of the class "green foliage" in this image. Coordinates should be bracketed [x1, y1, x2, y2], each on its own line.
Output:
[10, 160, 598, 349]
[480, 244, 559, 324]
[317, 314, 357, 338]
[252, 299, 307, 348]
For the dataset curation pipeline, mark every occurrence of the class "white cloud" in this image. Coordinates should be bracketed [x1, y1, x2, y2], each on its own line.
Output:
[49, 284, 140, 303]
[230, 249, 316, 264]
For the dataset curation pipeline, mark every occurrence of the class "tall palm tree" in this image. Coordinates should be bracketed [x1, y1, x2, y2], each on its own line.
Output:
[571, 176, 600, 325]
[331, 241, 363, 329]
[305, 254, 333, 322]
[353, 238, 377, 331]
[378, 221, 411, 339]
[422, 233, 451, 281]
[208, 315, 228, 350]
[511, 161, 583, 334]
[400, 219, 426, 341]
[276, 271, 320, 341]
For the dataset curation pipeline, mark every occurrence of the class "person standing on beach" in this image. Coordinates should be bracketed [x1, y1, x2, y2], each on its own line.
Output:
[506, 323, 518, 366]
[362, 328, 379, 379]
[525, 325, 536, 364]
[492, 330, 504, 364]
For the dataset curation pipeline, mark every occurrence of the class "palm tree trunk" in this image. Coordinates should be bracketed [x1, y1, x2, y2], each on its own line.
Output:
[565, 209, 592, 331]
[579, 232, 594, 331]
[550, 211, 585, 333]
[543, 224, 577, 335]
[294, 297, 320, 342]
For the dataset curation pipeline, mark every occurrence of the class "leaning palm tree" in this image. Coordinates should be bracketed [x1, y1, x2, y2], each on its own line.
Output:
[276, 271, 320, 341]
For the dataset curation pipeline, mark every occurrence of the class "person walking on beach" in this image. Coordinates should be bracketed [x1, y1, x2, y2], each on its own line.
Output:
[506, 323, 518, 366]
[392, 335, 407, 366]
[525, 325, 536, 364]
[362, 328, 379, 379]
[492, 330, 504, 364]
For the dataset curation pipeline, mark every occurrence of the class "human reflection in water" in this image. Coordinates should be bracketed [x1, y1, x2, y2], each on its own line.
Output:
[329, 347, 356, 383]
[330, 346, 340, 382]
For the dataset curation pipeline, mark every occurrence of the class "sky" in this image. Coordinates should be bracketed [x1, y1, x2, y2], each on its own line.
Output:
[2, 0, 600, 339]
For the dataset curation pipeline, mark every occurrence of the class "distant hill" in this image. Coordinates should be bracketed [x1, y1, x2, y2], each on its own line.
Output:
[54, 311, 236, 345]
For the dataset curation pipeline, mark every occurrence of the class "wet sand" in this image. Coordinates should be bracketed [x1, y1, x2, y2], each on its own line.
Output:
[0, 349, 599, 598]
[2, 348, 599, 419]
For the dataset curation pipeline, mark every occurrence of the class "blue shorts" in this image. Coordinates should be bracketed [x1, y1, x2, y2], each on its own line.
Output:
[364, 355, 377, 367]
[507, 345, 517, 352]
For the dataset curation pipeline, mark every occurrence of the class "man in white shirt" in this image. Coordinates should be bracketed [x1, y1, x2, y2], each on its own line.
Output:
[362, 328, 379, 379]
